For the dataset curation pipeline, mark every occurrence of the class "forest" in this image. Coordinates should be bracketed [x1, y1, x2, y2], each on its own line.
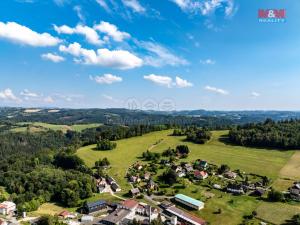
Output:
[0, 123, 169, 212]
[229, 119, 300, 149]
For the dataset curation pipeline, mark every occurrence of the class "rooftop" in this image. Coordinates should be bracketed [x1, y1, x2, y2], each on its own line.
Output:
[101, 209, 130, 224]
[86, 200, 106, 208]
[166, 206, 206, 225]
[174, 194, 204, 207]
[122, 199, 139, 209]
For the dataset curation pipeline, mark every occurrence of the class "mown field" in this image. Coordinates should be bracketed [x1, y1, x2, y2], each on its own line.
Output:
[10, 122, 102, 133]
[76, 129, 298, 225]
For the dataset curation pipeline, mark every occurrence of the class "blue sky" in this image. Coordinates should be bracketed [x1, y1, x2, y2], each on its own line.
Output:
[0, 0, 299, 110]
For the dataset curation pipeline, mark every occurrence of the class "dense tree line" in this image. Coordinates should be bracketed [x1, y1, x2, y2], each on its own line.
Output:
[172, 127, 212, 144]
[96, 139, 117, 150]
[229, 119, 300, 149]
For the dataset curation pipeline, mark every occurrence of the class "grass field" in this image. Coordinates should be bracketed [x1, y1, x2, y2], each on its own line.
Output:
[31, 193, 121, 216]
[256, 202, 300, 224]
[76, 129, 296, 224]
[10, 122, 101, 133]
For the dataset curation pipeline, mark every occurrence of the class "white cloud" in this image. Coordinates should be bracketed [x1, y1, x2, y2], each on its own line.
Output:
[144, 74, 192, 88]
[0, 88, 20, 102]
[171, 0, 236, 17]
[204, 85, 229, 95]
[20, 89, 39, 98]
[59, 42, 143, 69]
[122, 0, 146, 13]
[175, 76, 193, 88]
[96, 0, 111, 12]
[94, 21, 130, 42]
[144, 74, 173, 88]
[73, 5, 85, 22]
[90, 74, 123, 84]
[200, 59, 215, 65]
[54, 24, 103, 45]
[0, 21, 61, 47]
[141, 41, 188, 67]
[251, 91, 260, 98]
[41, 53, 65, 63]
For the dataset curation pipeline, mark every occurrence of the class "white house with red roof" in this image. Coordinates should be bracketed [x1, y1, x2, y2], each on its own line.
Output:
[0, 201, 16, 215]
[194, 170, 208, 180]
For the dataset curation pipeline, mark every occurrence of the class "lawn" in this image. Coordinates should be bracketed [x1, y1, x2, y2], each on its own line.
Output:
[10, 122, 102, 133]
[256, 202, 300, 224]
[76, 129, 296, 224]
[31, 193, 121, 216]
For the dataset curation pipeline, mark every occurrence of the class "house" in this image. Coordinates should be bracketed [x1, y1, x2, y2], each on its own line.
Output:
[106, 176, 115, 185]
[194, 170, 208, 180]
[144, 172, 151, 181]
[147, 179, 157, 190]
[226, 184, 244, 195]
[130, 188, 140, 197]
[100, 209, 131, 225]
[184, 164, 194, 173]
[129, 176, 140, 183]
[290, 187, 300, 201]
[174, 194, 204, 210]
[224, 171, 237, 179]
[81, 215, 94, 223]
[0, 201, 16, 215]
[58, 211, 76, 219]
[172, 165, 182, 173]
[111, 183, 121, 192]
[165, 206, 206, 225]
[135, 164, 143, 171]
[84, 200, 107, 214]
[199, 160, 208, 169]
[119, 199, 139, 212]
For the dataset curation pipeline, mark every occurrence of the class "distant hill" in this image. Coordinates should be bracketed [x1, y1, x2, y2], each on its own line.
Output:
[1, 107, 300, 126]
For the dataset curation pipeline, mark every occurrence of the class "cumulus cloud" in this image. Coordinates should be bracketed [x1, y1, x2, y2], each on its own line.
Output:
[144, 74, 173, 88]
[175, 76, 193, 88]
[251, 91, 260, 98]
[144, 74, 192, 88]
[54, 24, 103, 45]
[0, 88, 20, 102]
[122, 0, 146, 13]
[171, 0, 236, 17]
[41, 53, 65, 63]
[204, 85, 229, 95]
[94, 21, 130, 42]
[200, 59, 215, 65]
[90, 74, 123, 84]
[0, 21, 61, 47]
[141, 41, 188, 67]
[59, 42, 143, 69]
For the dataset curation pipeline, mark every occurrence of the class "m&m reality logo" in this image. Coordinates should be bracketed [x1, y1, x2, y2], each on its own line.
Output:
[258, 9, 286, 23]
